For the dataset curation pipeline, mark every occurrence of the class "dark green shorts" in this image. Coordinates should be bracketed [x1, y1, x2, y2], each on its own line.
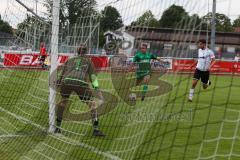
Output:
[60, 83, 93, 101]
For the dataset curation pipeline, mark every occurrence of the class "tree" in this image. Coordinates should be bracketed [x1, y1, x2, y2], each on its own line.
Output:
[0, 15, 13, 34]
[100, 6, 123, 32]
[15, 14, 50, 50]
[202, 12, 233, 32]
[16, 15, 47, 38]
[99, 6, 123, 47]
[159, 4, 189, 28]
[44, 0, 97, 27]
[233, 16, 240, 28]
[188, 14, 202, 30]
[131, 10, 159, 27]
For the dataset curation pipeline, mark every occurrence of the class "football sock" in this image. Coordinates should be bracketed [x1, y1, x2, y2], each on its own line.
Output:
[142, 85, 148, 96]
[189, 89, 194, 100]
[91, 108, 99, 130]
[56, 105, 65, 127]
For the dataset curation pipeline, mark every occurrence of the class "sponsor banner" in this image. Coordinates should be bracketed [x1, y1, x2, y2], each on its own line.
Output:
[90, 56, 109, 68]
[4, 54, 68, 67]
[110, 56, 172, 70]
[161, 58, 172, 70]
[3, 53, 109, 68]
[3, 53, 240, 73]
[233, 62, 240, 73]
[0, 53, 4, 67]
[210, 61, 239, 73]
[173, 59, 240, 73]
[173, 59, 196, 72]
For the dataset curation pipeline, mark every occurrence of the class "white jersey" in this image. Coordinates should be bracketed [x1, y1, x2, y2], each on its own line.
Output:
[196, 48, 215, 71]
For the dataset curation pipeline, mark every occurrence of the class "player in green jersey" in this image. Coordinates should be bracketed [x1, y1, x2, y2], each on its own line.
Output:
[55, 45, 105, 137]
[133, 44, 164, 101]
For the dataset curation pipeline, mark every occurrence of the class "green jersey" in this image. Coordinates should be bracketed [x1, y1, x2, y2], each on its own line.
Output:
[59, 56, 96, 86]
[133, 51, 157, 78]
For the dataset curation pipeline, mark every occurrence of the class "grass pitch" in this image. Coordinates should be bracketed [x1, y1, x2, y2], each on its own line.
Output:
[0, 69, 239, 160]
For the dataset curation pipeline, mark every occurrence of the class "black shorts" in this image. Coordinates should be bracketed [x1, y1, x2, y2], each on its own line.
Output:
[193, 68, 209, 84]
[60, 84, 93, 101]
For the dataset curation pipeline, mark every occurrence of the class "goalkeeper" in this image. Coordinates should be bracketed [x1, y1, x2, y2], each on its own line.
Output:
[133, 44, 164, 101]
[55, 45, 105, 137]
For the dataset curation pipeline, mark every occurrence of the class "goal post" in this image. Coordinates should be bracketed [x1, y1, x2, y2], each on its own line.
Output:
[48, 0, 60, 133]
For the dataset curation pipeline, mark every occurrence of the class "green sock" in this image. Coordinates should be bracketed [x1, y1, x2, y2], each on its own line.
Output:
[142, 85, 148, 96]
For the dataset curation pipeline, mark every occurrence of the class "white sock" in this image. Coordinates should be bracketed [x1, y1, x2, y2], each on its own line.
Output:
[189, 89, 194, 99]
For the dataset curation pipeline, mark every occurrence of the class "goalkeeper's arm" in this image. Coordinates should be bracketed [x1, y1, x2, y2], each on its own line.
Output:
[91, 74, 99, 89]
[91, 74, 104, 103]
[88, 60, 104, 101]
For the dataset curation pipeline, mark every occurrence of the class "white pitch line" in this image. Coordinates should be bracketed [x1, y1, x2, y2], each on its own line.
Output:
[14, 106, 33, 118]
[50, 134, 122, 160]
[0, 126, 10, 134]
[42, 142, 67, 155]
[0, 134, 29, 138]
[1, 117, 19, 130]
[38, 78, 47, 83]
[33, 86, 49, 93]
[201, 136, 240, 143]
[28, 93, 48, 103]
[56, 127, 86, 137]
[0, 107, 45, 131]
[21, 99, 41, 110]
[33, 149, 53, 160]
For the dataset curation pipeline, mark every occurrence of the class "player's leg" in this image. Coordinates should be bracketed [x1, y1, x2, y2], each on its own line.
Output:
[189, 69, 200, 102]
[136, 75, 144, 86]
[41, 56, 47, 68]
[77, 86, 105, 137]
[141, 75, 150, 101]
[55, 85, 71, 133]
[202, 71, 210, 89]
[39, 56, 44, 65]
[129, 77, 143, 102]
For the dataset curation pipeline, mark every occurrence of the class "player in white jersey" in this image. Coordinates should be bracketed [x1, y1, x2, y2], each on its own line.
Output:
[188, 39, 215, 102]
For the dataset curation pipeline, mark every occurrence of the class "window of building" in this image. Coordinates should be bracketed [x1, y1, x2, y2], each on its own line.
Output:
[164, 43, 173, 50]
[189, 44, 197, 50]
[227, 47, 235, 53]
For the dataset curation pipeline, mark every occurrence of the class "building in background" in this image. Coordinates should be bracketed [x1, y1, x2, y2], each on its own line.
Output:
[105, 26, 240, 59]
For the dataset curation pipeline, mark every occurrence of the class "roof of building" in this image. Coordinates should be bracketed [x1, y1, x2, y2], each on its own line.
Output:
[124, 26, 240, 45]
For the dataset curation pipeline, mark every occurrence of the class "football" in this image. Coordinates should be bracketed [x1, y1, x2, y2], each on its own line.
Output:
[129, 93, 137, 101]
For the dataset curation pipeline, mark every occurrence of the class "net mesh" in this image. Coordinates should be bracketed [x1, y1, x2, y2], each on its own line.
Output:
[0, 0, 240, 160]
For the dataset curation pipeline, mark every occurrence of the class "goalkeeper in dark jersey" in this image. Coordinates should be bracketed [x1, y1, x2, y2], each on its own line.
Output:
[133, 44, 164, 101]
[54, 45, 105, 137]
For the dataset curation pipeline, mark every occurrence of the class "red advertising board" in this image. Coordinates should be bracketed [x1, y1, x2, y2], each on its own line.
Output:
[3, 53, 240, 74]
[3, 53, 109, 68]
[4, 54, 68, 66]
[90, 56, 109, 68]
[173, 59, 240, 73]
[210, 61, 239, 73]
[173, 59, 196, 72]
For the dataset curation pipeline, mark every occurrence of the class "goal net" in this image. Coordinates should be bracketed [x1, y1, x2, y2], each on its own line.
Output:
[0, 0, 239, 160]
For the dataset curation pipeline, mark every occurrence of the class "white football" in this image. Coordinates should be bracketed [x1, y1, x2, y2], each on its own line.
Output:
[129, 93, 137, 101]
